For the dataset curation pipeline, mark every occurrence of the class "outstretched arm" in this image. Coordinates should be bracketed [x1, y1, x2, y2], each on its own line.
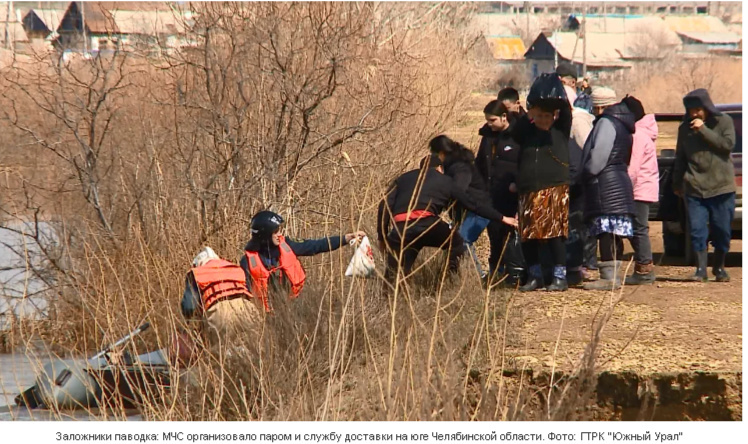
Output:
[450, 183, 517, 228]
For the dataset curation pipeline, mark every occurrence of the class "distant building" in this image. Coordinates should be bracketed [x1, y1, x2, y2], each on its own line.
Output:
[54, 1, 190, 54]
[484, 35, 526, 62]
[22, 9, 66, 43]
[663, 15, 741, 53]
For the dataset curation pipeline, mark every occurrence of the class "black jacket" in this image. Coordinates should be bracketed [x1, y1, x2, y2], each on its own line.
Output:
[377, 167, 506, 241]
[512, 106, 572, 194]
[568, 137, 585, 215]
[475, 123, 520, 215]
[581, 103, 636, 219]
[443, 146, 492, 219]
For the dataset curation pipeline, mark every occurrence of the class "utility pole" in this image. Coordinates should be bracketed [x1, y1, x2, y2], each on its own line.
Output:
[81, 1, 88, 53]
[4, 1, 12, 49]
[582, 4, 587, 77]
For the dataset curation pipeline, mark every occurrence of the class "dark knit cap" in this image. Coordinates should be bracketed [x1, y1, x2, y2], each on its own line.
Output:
[555, 62, 577, 79]
[622, 95, 646, 122]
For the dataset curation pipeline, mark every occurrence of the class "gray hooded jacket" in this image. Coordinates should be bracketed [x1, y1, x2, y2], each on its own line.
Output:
[673, 89, 736, 199]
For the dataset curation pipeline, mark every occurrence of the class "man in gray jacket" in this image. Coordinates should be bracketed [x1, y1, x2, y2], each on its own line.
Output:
[673, 88, 736, 282]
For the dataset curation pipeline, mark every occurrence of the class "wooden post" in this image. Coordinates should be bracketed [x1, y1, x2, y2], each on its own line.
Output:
[582, 4, 587, 77]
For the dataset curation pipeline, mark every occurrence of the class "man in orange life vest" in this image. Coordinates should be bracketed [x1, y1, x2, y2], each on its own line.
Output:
[239, 211, 365, 313]
[181, 247, 259, 345]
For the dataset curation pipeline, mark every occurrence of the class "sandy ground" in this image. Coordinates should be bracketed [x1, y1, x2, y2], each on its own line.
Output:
[499, 222, 742, 375]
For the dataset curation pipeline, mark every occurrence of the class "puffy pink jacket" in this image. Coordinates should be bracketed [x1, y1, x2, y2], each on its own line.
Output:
[628, 114, 660, 203]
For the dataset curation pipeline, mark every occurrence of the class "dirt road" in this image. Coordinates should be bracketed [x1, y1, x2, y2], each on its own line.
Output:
[500, 222, 742, 375]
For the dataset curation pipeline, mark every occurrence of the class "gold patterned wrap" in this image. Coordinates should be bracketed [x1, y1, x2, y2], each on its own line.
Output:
[518, 184, 569, 241]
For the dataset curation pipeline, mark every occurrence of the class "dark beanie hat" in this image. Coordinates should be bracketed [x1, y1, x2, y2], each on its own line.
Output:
[555, 62, 577, 79]
[622, 95, 646, 122]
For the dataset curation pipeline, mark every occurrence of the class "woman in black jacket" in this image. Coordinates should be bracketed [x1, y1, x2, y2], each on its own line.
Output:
[428, 136, 493, 277]
[512, 77, 572, 292]
[475, 100, 526, 286]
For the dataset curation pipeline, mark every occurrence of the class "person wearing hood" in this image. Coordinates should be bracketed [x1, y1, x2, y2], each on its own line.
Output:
[377, 150, 518, 282]
[621, 96, 660, 285]
[474, 100, 526, 286]
[580, 91, 636, 291]
[181, 246, 258, 347]
[673, 88, 736, 282]
[239, 211, 365, 313]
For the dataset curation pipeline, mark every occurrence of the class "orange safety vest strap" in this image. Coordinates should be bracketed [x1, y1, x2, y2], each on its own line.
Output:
[393, 210, 436, 223]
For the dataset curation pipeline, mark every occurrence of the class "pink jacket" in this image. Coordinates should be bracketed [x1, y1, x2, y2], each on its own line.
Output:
[628, 114, 660, 203]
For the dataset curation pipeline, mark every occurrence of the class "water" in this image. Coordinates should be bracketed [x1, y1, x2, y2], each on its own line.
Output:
[0, 221, 56, 331]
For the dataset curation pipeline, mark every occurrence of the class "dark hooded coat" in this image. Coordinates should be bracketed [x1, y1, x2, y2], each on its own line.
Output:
[672, 89, 736, 199]
[580, 102, 636, 219]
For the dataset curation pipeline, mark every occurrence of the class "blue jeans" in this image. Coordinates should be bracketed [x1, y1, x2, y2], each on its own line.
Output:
[458, 212, 491, 244]
[686, 192, 735, 252]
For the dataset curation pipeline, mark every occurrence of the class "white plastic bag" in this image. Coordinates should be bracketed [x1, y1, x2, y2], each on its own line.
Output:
[345, 235, 376, 278]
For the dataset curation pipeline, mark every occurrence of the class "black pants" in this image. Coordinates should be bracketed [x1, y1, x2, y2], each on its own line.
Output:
[598, 233, 625, 262]
[523, 237, 566, 268]
[486, 221, 525, 276]
[384, 217, 466, 279]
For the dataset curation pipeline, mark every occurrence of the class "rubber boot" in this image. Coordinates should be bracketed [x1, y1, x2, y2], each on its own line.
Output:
[566, 268, 584, 287]
[519, 264, 543, 292]
[624, 262, 656, 285]
[688, 250, 708, 282]
[546, 265, 568, 291]
[583, 261, 621, 291]
[712, 250, 730, 282]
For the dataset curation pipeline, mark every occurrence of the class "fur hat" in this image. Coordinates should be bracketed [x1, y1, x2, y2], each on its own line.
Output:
[591, 87, 617, 107]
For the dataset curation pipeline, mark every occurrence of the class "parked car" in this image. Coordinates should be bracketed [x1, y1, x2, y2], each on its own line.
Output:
[649, 104, 742, 264]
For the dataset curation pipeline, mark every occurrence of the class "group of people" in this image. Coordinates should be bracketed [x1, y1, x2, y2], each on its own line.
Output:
[377, 62, 736, 293]
[176, 64, 736, 352]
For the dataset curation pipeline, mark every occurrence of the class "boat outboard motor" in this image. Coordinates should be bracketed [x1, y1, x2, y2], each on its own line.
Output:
[16, 322, 152, 410]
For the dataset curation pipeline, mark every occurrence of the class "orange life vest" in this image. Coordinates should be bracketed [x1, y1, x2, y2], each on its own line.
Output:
[245, 236, 306, 312]
[191, 259, 252, 311]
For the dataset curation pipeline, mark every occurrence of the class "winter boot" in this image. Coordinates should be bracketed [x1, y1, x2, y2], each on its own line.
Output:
[566, 267, 585, 287]
[624, 262, 656, 285]
[519, 264, 543, 292]
[712, 250, 730, 282]
[546, 265, 568, 291]
[583, 261, 622, 291]
[688, 250, 708, 282]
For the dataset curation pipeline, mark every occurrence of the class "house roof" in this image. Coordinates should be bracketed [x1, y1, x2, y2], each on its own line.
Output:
[536, 32, 637, 67]
[110, 10, 185, 35]
[579, 15, 683, 46]
[79, 2, 121, 34]
[663, 15, 731, 33]
[485, 36, 526, 60]
[23, 9, 67, 34]
[677, 31, 741, 44]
